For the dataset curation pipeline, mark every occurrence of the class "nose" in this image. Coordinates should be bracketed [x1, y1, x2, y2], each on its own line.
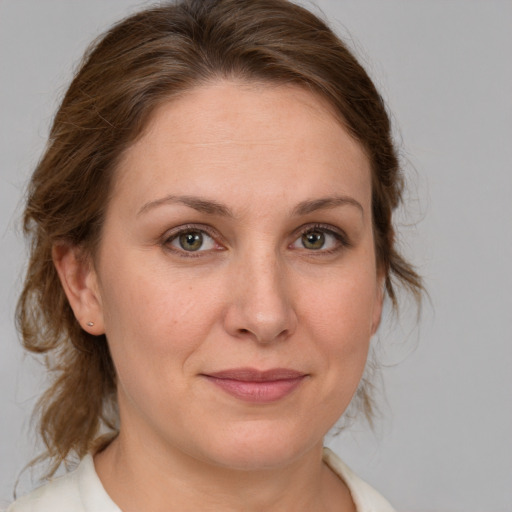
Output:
[223, 250, 298, 344]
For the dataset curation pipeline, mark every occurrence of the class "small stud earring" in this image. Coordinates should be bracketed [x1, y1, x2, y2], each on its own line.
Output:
[86, 321, 94, 327]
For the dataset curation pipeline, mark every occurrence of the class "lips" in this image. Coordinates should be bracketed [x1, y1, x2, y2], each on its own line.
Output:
[202, 368, 308, 403]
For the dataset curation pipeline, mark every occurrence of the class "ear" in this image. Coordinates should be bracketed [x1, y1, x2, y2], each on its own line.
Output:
[52, 243, 105, 335]
[371, 273, 385, 336]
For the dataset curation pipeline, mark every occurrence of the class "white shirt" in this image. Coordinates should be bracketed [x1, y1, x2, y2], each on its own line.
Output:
[8, 448, 395, 512]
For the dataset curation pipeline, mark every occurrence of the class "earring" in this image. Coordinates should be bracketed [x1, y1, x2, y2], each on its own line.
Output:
[86, 321, 95, 327]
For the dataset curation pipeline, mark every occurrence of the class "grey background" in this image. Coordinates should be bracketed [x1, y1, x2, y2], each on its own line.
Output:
[1, 1, 511, 511]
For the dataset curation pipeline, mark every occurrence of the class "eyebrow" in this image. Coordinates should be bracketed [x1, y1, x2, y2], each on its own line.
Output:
[137, 194, 363, 218]
[292, 196, 364, 217]
[137, 195, 234, 217]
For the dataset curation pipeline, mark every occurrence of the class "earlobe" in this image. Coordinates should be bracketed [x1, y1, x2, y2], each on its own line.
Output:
[52, 243, 105, 335]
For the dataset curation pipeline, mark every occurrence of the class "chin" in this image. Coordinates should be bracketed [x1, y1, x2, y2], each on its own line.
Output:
[190, 421, 323, 472]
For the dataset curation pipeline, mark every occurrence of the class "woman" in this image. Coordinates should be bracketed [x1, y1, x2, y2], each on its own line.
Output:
[10, 0, 421, 511]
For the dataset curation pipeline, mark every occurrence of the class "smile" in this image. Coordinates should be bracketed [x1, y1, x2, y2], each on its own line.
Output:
[201, 368, 308, 403]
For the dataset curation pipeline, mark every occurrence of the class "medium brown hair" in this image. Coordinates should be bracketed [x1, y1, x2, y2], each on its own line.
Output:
[17, 0, 422, 476]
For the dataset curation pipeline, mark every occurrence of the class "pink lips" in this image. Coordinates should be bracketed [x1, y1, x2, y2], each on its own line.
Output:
[202, 368, 307, 403]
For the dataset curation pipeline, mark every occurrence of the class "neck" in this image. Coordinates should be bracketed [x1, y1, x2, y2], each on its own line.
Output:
[94, 431, 353, 512]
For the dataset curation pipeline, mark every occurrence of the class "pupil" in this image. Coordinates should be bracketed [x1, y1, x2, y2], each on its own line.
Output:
[180, 231, 203, 251]
[303, 231, 324, 250]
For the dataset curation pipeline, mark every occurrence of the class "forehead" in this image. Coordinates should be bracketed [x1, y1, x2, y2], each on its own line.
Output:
[112, 80, 372, 216]
[127, 81, 349, 153]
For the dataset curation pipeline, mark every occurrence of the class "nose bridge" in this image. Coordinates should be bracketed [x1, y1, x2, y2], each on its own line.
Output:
[225, 241, 296, 343]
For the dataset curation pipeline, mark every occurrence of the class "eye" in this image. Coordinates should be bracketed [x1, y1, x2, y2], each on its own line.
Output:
[290, 226, 346, 252]
[166, 228, 217, 253]
[301, 231, 327, 250]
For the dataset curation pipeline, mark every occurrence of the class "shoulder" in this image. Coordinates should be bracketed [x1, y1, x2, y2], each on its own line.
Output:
[322, 448, 396, 512]
[7, 455, 119, 512]
[7, 469, 83, 512]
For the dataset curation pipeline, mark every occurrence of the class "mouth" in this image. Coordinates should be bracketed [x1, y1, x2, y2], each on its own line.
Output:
[201, 368, 308, 403]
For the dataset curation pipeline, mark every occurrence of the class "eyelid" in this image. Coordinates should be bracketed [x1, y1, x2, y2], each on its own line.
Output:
[160, 222, 350, 257]
[162, 223, 225, 256]
[290, 223, 351, 251]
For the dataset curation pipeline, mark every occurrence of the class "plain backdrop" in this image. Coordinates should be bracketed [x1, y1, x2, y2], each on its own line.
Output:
[1, 1, 511, 511]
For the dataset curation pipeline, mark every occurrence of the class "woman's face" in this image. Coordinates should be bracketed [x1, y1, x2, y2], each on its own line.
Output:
[87, 81, 383, 470]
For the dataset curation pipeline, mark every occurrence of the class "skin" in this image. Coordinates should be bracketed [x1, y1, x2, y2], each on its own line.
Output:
[54, 81, 383, 512]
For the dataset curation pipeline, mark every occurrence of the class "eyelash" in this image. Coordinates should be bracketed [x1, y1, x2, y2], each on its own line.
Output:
[292, 223, 350, 255]
[161, 223, 350, 258]
[162, 224, 222, 258]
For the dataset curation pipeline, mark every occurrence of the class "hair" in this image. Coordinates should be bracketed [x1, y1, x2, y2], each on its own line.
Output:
[17, 0, 422, 476]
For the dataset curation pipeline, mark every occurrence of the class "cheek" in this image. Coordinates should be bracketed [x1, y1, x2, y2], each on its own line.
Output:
[301, 267, 378, 342]
[297, 286, 375, 432]
[97, 275, 214, 418]
[298, 264, 378, 398]
[98, 256, 226, 369]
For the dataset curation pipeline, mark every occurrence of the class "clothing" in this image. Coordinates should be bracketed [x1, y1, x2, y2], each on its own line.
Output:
[8, 448, 395, 512]
[322, 448, 395, 512]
